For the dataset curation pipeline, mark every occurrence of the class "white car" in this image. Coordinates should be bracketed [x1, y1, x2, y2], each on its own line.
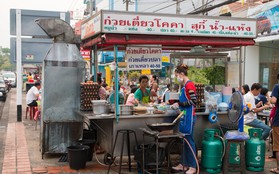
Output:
[3, 72, 16, 87]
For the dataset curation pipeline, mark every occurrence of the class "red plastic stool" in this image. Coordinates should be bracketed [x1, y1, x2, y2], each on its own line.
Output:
[25, 106, 36, 120]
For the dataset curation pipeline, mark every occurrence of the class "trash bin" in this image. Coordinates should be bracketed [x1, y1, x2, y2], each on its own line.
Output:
[26, 82, 35, 93]
[67, 145, 89, 170]
[75, 139, 96, 161]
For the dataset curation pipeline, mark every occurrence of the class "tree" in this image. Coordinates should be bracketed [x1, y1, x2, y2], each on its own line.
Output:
[188, 66, 209, 84]
[0, 47, 15, 71]
[203, 65, 225, 86]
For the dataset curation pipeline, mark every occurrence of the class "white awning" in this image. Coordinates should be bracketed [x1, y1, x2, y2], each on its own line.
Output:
[254, 35, 279, 43]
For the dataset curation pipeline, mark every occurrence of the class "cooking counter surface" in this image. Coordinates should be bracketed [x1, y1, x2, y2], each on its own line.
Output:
[76, 110, 228, 119]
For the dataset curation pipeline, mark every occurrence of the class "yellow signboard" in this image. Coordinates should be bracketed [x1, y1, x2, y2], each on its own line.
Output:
[105, 66, 111, 86]
[162, 56, 170, 63]
[141, 69, 151, 75]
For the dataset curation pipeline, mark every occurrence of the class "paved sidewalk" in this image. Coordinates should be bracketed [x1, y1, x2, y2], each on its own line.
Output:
[2, 123, 31, 173]
[0, 89, 278, 174]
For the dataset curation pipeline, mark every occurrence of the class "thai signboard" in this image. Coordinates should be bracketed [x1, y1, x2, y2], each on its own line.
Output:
[80, 48, 91, 61]
[81, 10, 257, 40]
[81, 13, 101, 40]
[126, 46, 162, 70]
[10, 9, 70, 36]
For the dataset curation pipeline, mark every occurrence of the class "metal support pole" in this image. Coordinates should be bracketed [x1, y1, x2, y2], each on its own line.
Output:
[90, 48, 93, 77]
[114, 45, 119, 122]
[109, 0, 114, 10]
[238, 46, 244, 132]
[176, 0, 181, 14]
[135, 0, 138, 12]
[89, 0, 93, 16]
[94, 45, 98, 82]
[239, 46, 243, 88]
[125, 0, 129, 11]
[16, 9, 22, 122]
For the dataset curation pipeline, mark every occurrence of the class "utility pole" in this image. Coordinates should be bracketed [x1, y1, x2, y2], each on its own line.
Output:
[176, 0, 181, 14]
[202, 0, 205, 15]
[89, 0, 93, 16]
[125, 0, 129, 11]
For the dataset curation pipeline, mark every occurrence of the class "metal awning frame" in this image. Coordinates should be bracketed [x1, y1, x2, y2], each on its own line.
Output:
[83, 32, 251, 122]
[82, 33, 255, 51]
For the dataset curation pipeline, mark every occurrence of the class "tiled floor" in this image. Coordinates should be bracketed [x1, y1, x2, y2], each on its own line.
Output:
[2, 123, 31, 174]
[1, 122, 116, 174]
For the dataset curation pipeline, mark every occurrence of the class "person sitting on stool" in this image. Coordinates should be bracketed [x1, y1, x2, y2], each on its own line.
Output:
[26, 82, 41, 107]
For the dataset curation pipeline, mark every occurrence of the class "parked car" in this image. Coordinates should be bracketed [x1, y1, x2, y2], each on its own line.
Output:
[257, 16, 272, 35]
[3, 72, 16, 87]
[0, 78, 7, 101]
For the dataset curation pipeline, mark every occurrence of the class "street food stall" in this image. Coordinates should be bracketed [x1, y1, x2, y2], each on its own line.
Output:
[80, 10, 257, 155]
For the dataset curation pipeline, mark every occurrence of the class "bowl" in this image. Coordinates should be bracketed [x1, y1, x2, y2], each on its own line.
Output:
[218, 102, 228, 111]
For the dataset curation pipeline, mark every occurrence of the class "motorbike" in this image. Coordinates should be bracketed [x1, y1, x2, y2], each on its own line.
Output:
[4, 80, 11, 92]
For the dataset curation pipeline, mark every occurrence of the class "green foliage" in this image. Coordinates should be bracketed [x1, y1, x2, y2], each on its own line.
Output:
[188, 66, 209, 84]
[128, 71, 141, 81]
[203, 65, 225, 85]
[0, 47, 14, 71]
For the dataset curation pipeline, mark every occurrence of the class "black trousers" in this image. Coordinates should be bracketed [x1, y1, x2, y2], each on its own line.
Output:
[28, 100, 38, 107]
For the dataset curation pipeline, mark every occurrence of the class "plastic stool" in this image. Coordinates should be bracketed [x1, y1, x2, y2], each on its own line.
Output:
[107, 129, 138, 174]
[223, 139, 246, 174]
[25, 106, 36, 120]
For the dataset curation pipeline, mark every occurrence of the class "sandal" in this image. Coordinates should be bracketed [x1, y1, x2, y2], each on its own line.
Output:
[186, 167, 196, 174]
[171, 164, 188, 172]
[270, 168, 279, 174]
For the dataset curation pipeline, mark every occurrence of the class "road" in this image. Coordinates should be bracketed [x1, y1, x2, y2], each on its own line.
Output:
[0, 89, 10, 174]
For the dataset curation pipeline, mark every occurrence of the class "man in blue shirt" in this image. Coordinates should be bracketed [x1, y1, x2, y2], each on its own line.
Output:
[270, 73, 279, 173]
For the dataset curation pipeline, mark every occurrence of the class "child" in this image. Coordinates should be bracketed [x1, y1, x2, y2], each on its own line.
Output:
[126, 86, 138, 106]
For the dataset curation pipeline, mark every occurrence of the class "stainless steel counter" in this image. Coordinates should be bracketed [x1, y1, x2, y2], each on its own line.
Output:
[76, 110, 231, 156]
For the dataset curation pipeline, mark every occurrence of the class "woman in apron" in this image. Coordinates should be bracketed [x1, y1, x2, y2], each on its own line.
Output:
[134, 75, 151, 106]
[172, 64, 197, 174]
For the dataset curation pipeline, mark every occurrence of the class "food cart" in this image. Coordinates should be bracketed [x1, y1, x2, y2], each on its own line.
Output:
[80, 10, 257, 154]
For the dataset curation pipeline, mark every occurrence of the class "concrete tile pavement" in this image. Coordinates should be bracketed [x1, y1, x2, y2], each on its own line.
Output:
[0, 89, 129, 174]
[0, 89, 279, 174]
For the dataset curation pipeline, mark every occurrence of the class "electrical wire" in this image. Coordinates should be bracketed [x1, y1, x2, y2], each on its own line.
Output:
[152, 1, 178, 13]
[68, 0, 79, 11]
[67, 0, 77, 11]
[94, 151, 111, 166]
[181, 0, 215, 14]
[141, 0, 171, 12]
[217, 135, 226, 159]
[183, 137, 200, 174]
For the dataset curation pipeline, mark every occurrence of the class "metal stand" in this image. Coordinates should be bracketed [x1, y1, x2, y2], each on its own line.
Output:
[223, 139, 246, 174]
[141, 128, 183, 174]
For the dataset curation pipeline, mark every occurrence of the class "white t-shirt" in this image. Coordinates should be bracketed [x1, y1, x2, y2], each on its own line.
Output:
[243, 91, 256, 124]
[26, 86, 39, 104]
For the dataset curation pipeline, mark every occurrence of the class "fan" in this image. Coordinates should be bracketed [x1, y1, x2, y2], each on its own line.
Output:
[228, 91, 250, 132]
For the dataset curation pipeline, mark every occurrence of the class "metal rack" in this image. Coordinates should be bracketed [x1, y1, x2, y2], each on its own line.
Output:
[140, 128, 184, 174]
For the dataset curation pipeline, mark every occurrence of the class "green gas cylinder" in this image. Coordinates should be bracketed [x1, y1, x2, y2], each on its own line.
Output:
[201, 129, 223, 173]
[246, 128, 265, 172]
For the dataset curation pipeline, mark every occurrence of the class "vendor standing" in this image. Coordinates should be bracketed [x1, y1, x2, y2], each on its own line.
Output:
[134, 75, 150, 106]
[172, 64, 197, 174]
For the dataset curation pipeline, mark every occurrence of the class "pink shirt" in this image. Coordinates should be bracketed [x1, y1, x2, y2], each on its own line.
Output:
[126, 93, 135, 106]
